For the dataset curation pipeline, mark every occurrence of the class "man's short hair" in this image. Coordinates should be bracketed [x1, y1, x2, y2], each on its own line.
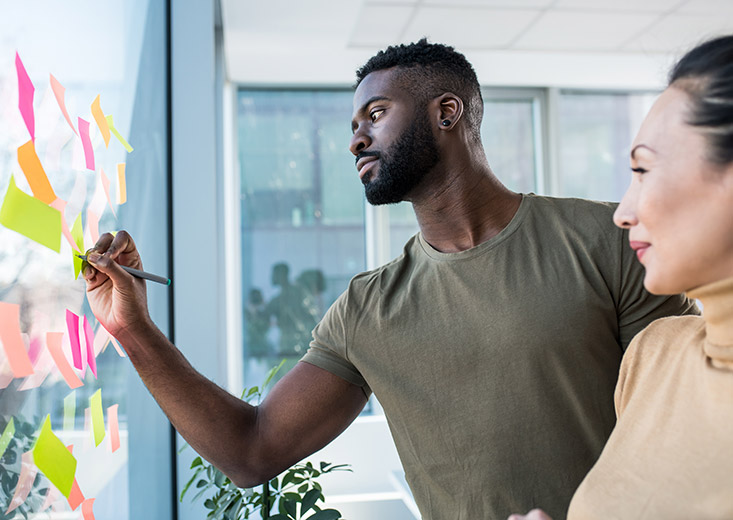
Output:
[355, 38, 484, 142]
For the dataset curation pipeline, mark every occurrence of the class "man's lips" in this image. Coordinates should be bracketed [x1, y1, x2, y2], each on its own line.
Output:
[629, 241, 651, 261]
[356, 156, 378, 180]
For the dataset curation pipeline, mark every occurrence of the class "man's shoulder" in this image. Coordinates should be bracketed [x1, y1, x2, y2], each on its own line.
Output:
[522, 194, 622, 241]
[525, 193, 618, 219]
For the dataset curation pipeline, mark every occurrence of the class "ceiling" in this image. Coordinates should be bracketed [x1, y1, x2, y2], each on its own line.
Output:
[221, 0, 733, 89]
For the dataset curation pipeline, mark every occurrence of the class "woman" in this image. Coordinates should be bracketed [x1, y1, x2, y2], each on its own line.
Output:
[510, 35, 733, 519]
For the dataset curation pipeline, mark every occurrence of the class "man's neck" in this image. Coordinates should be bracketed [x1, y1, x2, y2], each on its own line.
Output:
[409, 162, 522, 254]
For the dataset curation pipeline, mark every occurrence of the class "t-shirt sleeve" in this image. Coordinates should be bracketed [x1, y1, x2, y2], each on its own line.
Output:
[301, 290, 372, 396]
[616, 229, 699, 349]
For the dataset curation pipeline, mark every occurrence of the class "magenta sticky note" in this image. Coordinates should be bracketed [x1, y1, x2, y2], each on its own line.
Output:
[78, 118, 95, 171]
[82, 316, 97, 378]
[65, 310, 82, 371]
[15, 52, 35, 141]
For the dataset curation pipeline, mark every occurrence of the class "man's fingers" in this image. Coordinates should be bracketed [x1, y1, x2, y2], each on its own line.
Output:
[92, 232, 115, 254]
[87, 249, 134, 287]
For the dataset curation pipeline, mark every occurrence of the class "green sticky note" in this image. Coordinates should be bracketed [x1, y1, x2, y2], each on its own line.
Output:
[89, 389, 105, 447]
[0, 418, 15, 459]
[71, 213, 84, 279]
[63, 392, 76, 431]
[32, 415, 76, 498]
[0, 176, 62, 252]
[105, 115, 134, 153]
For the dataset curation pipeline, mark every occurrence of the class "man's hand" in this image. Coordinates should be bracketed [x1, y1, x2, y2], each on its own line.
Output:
[507, 509, 553, 520]
[83, 230, 153, 339]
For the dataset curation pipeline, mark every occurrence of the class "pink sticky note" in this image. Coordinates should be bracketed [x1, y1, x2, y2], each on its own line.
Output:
[65, 445, 85, 511]
[65, 310, 83, 371]
[109, 336, 126, 358]
[99, 168, 116, 217]
[46, 332, 83, 389]
[82, 316, 97, 378]
[78, 118, 94, 171]
[81, 497, 96, 519]
[39, 486, 60, 513]
[87, 208, 99, 245]
[108, 404, 120, 453]
[0, 302, 34, 378]
[27, 336, 42, 365]
[50, 198, 80, 252]
[49, 74, 77, 135]
[15, 52, 35, 141]
[5, 451, 38, 514]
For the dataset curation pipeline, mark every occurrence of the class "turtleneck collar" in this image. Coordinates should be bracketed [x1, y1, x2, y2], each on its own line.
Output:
[687, 276, 733, 365]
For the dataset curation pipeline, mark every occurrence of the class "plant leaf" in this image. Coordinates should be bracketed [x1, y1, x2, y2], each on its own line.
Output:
[306, 510, 342, 520]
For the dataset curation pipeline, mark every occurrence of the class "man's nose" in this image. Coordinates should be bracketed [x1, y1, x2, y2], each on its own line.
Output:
[349, 126, 371, 156]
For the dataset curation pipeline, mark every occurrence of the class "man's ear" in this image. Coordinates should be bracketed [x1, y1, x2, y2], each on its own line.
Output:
[433, 93, 464, 131]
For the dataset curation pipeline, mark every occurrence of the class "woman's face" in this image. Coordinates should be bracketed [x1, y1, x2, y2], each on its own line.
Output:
[613, 86, 733, 295]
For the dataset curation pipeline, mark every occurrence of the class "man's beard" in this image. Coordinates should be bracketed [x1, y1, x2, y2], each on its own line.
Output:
[361, 110, 440, 205]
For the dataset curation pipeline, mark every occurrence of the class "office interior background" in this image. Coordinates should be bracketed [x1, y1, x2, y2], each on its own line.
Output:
[0, 0, 731, 518]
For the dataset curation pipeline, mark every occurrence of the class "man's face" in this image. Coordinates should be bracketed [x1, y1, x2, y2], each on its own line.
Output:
[350, 69, 440, 205]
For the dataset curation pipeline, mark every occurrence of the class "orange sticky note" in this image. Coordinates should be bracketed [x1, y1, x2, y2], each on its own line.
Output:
[91, 95, 110, 148]
[87, 208, 100, 244]
[46, 332, 83, 390]
[116, 163, 126, 205]
[108, 404, 120, 452]
[65, 445, 85, 510]
[81, 497, 95, 519]
[17, 141, 56, 204]
[0, 302, 34, 378]
[49, 74, 77, 135]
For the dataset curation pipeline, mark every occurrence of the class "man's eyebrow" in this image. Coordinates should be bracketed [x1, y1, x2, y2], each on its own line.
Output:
[357, 96, 391, 116]
[630, 144, 655, 160]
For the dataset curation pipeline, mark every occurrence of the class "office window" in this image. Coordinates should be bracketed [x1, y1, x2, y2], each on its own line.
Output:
[556, 91, 657, 201]
[0, 1, 170, 518]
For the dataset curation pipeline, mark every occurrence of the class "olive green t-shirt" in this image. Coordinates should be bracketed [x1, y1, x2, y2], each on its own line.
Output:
[302, 194, 698, 520]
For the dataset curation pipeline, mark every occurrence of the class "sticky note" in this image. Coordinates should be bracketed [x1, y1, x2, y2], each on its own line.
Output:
[38, 486, 59, 513]
[65, 445, 85, 510]
[71, 214, 84, 279]
[0, 176, 62, 252]
[50, 198, 79, 252]
[0, 418, 15, 460]
[65, 172, 87, 222]
[91, 95, 110, 148]
[87, 208, 100, 245]
[0, 302, 34, 378]
[99, 168, 116, 217]
[108, 404, 120, 453]
[63, 391, 76, 431]
[81, 497, 96, 519]
[5, 450, 38, 514]
[33, 415, 77, 498]
[89, 389, 105, 447]
[49, 74, 77, 135]
[83, 316, 97, 378]
[106, 115, 133, 153]
[65, 310, 83, 371]
[110, 337, 126, 358]
[18, 141, 56, 204]
[46, 332, 83, 390]
[117, 163, 126, 205]
[78, 118, 95, 171]
[15, 52, 35, 141]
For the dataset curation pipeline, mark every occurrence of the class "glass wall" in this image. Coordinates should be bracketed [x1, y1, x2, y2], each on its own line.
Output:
[0, 1, 170, 518]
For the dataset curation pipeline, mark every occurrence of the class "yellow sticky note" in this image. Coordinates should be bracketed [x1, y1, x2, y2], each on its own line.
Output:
[89, 389, 105, 447]
[91, 95, 110, 148]
[63, 392, 76, 431]
[117, 163, 126, 205]
[32, 415, 77, 498]
[17, 141, 56, 204]
[105, 115, 133, 153]
[0, 418, 15, 459]
[0, 176, 61, 252]
[71, 213, 84, 279]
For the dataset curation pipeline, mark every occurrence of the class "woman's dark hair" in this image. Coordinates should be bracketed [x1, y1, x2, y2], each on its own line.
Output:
[669, 35, 733, 165]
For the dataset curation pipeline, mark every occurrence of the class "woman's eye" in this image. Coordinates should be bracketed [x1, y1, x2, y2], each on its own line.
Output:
[630, 167, 648, 174]
[370, 109, 384, 122]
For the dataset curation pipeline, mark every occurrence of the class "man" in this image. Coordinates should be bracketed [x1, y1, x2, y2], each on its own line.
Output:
[83, 40, 697, 519]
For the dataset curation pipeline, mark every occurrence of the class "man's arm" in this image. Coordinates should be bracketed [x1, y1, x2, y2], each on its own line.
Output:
[83, 231, 368, 488]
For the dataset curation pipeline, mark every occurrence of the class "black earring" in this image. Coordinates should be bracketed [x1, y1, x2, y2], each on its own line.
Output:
[441, 119, 451, 127]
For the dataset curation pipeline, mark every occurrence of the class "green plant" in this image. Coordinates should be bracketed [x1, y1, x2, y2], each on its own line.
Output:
[181, 362, 351, 520]
[0, 416, 48, 520]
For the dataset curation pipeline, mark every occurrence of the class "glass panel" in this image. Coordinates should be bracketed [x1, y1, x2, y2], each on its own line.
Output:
[557, 91, 658, 201]
[0, 1, 169, 518]
[388, 95, 539, 259]
[239, 90, 366, 386]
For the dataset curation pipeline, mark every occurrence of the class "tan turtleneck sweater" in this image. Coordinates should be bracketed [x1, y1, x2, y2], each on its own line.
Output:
[567, 276, 733, 519]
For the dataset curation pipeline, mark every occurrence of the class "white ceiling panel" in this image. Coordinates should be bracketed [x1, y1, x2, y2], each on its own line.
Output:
[348, 5, 416, 47]
[554, 0, 682, 12]
[401, 7, 540, 47]
[421, 0, 553, 7]
[676, 0, 733, 14]
[513, 11, 659, 51]
[623, 14, 733, 53]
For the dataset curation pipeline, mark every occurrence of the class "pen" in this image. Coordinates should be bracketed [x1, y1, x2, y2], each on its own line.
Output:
[76, 254, 171, 286]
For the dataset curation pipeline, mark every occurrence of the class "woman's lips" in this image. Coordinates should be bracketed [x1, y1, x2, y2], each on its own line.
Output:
[629, 241, 651, 261]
